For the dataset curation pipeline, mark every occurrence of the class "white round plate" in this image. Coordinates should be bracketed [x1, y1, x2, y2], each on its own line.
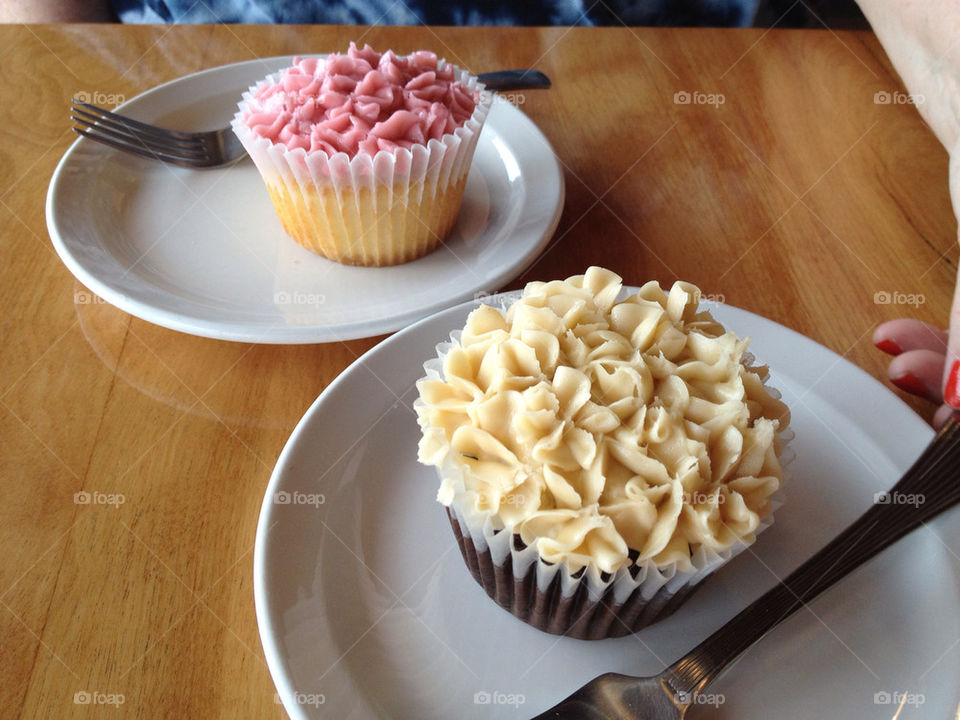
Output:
[255, 293, 957, 719]
[46, 58, 563, 343]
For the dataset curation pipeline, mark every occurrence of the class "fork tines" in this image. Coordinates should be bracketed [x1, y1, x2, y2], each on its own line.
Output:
[70, 101, 216, 167]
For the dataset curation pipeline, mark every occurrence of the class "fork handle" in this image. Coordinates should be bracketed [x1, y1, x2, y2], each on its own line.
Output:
[665, 418, 960, 699]
[476, 69, 551, 90]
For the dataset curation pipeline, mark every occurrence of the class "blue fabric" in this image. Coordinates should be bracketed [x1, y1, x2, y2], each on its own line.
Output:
[112, 0, 761, 26]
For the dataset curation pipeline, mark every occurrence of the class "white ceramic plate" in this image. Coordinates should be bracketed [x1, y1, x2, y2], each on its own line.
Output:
[46, 58, 563, 343]
[255, 293, 958, 719]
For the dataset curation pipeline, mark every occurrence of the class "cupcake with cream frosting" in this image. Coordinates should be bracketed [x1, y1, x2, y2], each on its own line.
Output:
[415, 267, 792, 639]
[233, 44, 491, 266]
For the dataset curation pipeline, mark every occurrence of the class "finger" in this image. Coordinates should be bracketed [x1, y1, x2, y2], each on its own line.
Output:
[932, 403, 960, 430]
[873, 319, 948, 356]
[888, 349, 946, 402]
[942, 154, 960, 408]
[944, 250, 960, 408]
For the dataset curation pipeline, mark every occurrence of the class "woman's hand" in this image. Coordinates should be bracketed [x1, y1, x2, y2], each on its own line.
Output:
[874, 317, 960, 428]
[854, 0, 960, 428]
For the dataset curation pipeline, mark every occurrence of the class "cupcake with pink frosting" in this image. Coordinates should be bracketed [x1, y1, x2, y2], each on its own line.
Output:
[233, 44, 491, 266]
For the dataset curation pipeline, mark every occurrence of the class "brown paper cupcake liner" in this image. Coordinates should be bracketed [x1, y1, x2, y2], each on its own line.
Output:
[446, 507, 713, 640]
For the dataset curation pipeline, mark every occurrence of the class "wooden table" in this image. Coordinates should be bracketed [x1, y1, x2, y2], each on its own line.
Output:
[1, 23, 954, 718]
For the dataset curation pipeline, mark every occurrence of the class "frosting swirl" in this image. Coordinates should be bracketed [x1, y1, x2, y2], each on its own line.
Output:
[242, 43, 478, 156]
[416, 268, 790, 574]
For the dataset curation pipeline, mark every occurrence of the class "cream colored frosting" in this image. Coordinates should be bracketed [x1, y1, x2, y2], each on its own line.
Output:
[416, 268, 790, 575]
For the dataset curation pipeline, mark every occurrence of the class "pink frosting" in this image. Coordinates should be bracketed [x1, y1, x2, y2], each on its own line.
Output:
[243, 43, 478, 157]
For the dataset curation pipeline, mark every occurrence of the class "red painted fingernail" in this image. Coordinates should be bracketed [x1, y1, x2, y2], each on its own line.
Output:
[874, 338, 902, 356]
[891, 372, 928, 397]
[945, 360, 960, 408]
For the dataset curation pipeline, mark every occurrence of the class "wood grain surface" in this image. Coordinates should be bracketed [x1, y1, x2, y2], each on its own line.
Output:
[0, 23, 955, 719]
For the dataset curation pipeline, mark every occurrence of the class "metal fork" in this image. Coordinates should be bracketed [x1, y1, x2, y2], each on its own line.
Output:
[533, 418, 960, 720]
[71, 101, 246, 168]
[69, 69, 551, 168]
